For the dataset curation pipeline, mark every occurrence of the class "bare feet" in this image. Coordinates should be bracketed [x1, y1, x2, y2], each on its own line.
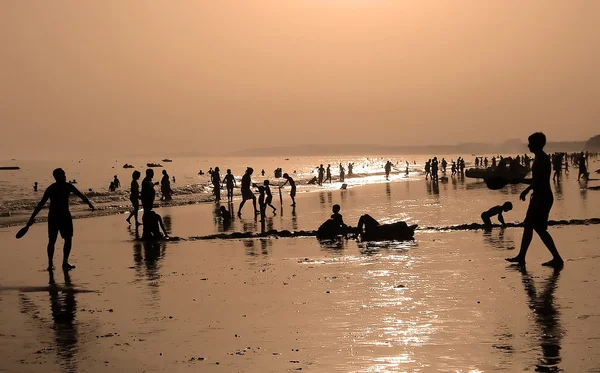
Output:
[62, 263, 76, 271]
[542, 258, 564, 268]
[505, 256, 525, 265]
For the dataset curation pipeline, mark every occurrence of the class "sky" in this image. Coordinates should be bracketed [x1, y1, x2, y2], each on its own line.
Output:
[1, 1, 599, 158]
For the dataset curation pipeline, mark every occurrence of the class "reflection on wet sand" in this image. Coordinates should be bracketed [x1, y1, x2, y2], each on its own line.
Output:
[483, 227, 516, 250]
[515, 266, 563, 371]
[14, 270, 94, 373]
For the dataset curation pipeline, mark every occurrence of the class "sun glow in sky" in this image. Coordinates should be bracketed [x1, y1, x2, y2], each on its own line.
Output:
[1, 1, 598, 157]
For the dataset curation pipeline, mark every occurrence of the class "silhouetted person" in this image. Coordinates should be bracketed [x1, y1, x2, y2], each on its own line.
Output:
[356, 214, 410, 236]
[405, 161, 409, 175]
[484, 157, 489, 168]
[257, 186, 266, 222]
[424, 160, 431, 180]
[577, 151, 588, 181]
[26, 168, 95, 271]
[109, 181, 116, 192]
[141, 169, 156, 238]
[451, 161, 457, 176]
[481, 202, 513, 229]
[113, 175, 121, 189]
[34, 182, 38, 192]
[160, 170, 173, 201]
[280, 173, 296, 207]
[441, 158, 447, 173]
[142, 210, 168, 240]
[431, 157, 439, 181]
[506, 132, 563, 267]
[348, 163, 354, 176]
[264, 180, 276, 213]
[384, 161, 392, 180]
[222, 169, 236, 201]
[211, 167, 221, 202]
[316, 204, 348, 238]
[219, 205, 231, 226]
[126, 170, 141, 225]
[325, 164, 332, 183]
[317, 164, 325, 186]
[172, 176, 176, 183]
[492, 157, 497, 168]
[238, 167, 259, 217]
[339, 163, 345, 182]
[261, 169, 265, 176]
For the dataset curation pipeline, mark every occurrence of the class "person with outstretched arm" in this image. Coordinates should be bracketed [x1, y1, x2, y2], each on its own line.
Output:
[26, 168, 95, 271]
[506, 132, 564, 267]
[280, 173, 296, 207]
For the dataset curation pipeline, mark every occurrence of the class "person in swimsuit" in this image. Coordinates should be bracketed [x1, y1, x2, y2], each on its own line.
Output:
[280, 173, 296, 207]
[126, 170, 141, 225]
[26, 168, 95, 271]
[222, 169, 236, 201]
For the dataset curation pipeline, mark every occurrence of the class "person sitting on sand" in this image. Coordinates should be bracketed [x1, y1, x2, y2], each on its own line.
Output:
[280, 173, 296, 207]
[142, 210, 169, 240]
[481, 202, 512, 229]
[219, 205, 231, 224]
[26, 168, 95, 271]
[506, 132, 564, 267]
[316, 204, 348, 238]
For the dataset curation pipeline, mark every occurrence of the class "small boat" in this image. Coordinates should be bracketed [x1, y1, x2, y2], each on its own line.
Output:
[147, 163, 163, 168]
[465, 167, 528, 182]
[162, 159, 173, 162]
[0, 166, 20, 170]
[123, 164, 134, 169]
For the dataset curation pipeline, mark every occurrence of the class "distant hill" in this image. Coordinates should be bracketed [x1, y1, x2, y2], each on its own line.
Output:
[585, 134, 600, 151]
[229, 139, 588, 157]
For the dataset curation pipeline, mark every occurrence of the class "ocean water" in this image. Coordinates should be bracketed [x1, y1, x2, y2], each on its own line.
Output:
[1, 154, 598, 228]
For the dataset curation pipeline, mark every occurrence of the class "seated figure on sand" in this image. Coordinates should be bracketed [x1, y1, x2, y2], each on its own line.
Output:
[142, 211, 169, 240]
[481, 202, 512, 229]
[316, 204, 348, 239]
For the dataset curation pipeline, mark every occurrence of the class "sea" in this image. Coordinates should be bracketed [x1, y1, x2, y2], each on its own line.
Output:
[1, 154, 598, 228]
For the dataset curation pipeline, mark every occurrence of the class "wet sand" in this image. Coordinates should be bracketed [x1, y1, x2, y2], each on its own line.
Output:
[1, 180, 600, 372]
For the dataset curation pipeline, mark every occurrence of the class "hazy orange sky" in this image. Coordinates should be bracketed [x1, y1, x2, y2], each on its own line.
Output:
[1, 1, 599, 158]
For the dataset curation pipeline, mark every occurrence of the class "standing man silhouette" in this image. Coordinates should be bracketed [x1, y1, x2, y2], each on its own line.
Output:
[506, 132, 564, 267]
[26, 168, 95, 270]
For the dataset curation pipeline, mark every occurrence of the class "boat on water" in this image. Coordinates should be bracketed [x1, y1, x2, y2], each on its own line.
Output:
[162, 159, 173, 162]
[465, 167, 529, 181]
[0, 166, 20, 170]
[147, 163, 163, 168]
[123, 164, 134, 168]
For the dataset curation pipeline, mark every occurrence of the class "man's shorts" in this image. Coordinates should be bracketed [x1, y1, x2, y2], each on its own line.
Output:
[48, 215, 74, 238]
[290, 188, 296, 198]
[524, 194, 553, 230]
[242, 189, 254, 200]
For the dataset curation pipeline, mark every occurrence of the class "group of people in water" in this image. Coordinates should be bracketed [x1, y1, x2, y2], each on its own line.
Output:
[424, 157, 466, 181]
[21, 130, 598, 271]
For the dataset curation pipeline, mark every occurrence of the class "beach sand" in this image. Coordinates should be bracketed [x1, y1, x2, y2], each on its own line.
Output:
[1, 179, 600, 372]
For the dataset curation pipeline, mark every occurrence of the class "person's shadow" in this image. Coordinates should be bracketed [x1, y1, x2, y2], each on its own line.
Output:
[515, 266, 563, 371]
